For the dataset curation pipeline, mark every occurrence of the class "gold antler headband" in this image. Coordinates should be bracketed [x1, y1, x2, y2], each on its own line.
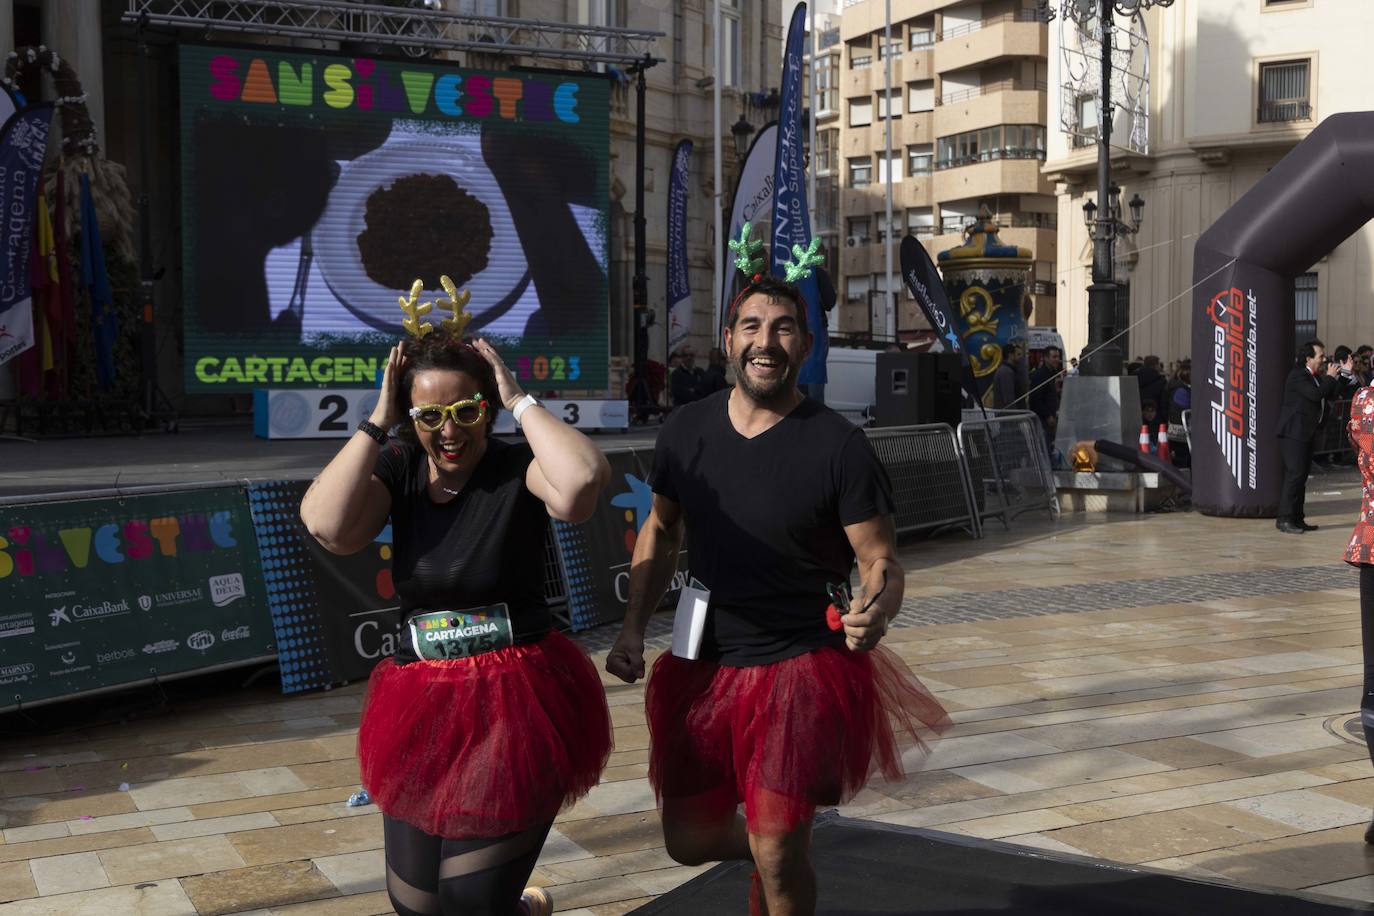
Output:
[436, 275, 473, 337]
[398, 280, 434, 339]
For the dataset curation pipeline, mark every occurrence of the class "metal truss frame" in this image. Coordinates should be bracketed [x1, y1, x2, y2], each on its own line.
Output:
[1058, 7, 1150, 155]
[122, 0, 662, 66]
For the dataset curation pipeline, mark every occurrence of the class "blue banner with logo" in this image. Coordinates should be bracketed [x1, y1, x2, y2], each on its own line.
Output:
[667, 140, 693, 355]
[771, 3, 825, 384]
[0, 103, 54, 368]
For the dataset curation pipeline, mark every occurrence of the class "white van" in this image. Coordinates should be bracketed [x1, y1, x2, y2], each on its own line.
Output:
[824, 347, 880, 422]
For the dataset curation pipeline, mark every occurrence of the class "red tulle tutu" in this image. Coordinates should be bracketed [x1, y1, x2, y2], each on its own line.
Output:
[357, 629, 612, 838]
[645, 644, 950, 836]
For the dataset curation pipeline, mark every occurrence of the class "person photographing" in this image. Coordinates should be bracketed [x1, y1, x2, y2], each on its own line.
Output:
[1276, 338, 1343, 534]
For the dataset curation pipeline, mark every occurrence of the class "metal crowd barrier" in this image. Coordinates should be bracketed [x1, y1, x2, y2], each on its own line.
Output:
[865, 424, 981, 538]
[1315, 398, 1355, 460]
[956, 410, 1059, 527]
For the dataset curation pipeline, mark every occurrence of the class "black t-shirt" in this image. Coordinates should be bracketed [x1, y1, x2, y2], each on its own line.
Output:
[648, 390, 895, 666]
[373, 438, 551, 664]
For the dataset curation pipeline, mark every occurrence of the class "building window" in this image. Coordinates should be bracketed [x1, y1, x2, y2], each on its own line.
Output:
[845, 275, 872, 304]
[1294, 272, 1318, 341]
[848, 157, 872, 188]
[1073, 94, 1099, 148]
[909, 27, 935, 50]
[721, 3, 741, 88]
[877, 39, 902, 60]
[816, 175, 839, 236]
[941, 206, 975, 234]
[907, 144, 933, 175]
[847, 217, 871, 245]
[876, 89, 902, 120]
[817, 55, 839, 113]
[849, 42, 872, 69]
[935, 125, 1045, 169]
[1259, 59, 1312, 123]
[1008, 211, 1058, 230]
[907, 80, 935, 113]
[876, 213, 903, 242]
[907, 207, 935, 238]
[849, 98, 873, 127]
[877, 150, 903, 184]
[816, 128, 839, 175]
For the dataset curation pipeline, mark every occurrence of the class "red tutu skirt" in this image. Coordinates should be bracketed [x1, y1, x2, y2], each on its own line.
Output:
[646, 644, 949, 836]
[357, 630, 612, 838]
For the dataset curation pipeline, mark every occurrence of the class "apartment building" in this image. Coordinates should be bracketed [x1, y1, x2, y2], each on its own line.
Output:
[1046, 0, 1373, 364]
[832, 0, 1057, 341]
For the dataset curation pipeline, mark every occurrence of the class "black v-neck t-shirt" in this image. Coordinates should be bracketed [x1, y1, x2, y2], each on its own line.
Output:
[373, 438, 551, 664]
[648, 390, 895, 666]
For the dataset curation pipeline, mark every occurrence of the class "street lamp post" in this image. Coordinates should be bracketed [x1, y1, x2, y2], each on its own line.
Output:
[1038, 0, 1171, 376]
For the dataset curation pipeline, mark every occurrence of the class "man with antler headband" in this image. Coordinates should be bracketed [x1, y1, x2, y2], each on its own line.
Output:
[301, 276, 612, 916]
[606, 227, 948, 916]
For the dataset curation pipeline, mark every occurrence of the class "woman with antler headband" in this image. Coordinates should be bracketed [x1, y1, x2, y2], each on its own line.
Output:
[301, 277, 612, 916]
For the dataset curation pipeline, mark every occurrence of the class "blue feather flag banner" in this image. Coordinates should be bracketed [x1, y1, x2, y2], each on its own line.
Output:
[770, 2, 825, 384]
[79, 172, 118, 390]
[0, 103, 54, 368]
[666, 140, 693, 355]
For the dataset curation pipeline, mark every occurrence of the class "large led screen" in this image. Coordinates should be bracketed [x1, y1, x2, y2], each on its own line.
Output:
[179, 45, 610, 393]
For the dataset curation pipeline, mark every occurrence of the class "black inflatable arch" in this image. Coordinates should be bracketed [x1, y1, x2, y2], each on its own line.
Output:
[1192, 112, 1374, 517]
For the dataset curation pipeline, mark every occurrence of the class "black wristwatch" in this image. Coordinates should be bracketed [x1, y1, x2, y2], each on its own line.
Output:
[357, 420, 388, 445]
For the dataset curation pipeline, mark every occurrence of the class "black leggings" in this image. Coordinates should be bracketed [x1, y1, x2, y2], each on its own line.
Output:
[383, 814, 553, 916]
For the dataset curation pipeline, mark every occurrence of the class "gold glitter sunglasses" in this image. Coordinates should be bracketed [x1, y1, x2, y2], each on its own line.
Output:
[408, 394, 488, 431]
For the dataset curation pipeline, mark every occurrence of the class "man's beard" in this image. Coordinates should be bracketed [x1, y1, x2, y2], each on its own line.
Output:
[734, 346, 796, 405]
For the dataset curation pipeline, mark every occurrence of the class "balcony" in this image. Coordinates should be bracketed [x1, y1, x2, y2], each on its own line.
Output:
[933, 157, 1050, 201]
[843, 62, 873, 97]
[865, 111, 934, 148]
[935, 13, 1047, 74]
[934, 83, 1046, 136]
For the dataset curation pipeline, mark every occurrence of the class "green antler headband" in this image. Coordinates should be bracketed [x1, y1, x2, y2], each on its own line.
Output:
[728, 221, 766, 279]
[783, 237, 824, 284]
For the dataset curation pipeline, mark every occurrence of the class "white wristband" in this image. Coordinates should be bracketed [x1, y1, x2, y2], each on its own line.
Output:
[511, 394, 540, 424]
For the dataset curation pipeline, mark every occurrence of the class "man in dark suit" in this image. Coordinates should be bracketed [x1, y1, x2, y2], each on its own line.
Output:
[1276, 339, 1343, 533]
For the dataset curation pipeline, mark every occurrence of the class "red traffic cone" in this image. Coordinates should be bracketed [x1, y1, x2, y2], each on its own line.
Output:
[1156, 425, 1171, 463]
[1139, 425, 1151, 453]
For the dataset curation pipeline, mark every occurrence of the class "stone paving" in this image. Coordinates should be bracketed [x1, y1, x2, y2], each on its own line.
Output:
[2, 476, 1374, 914]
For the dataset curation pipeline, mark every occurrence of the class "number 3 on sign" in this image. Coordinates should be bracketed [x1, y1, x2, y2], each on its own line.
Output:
[563, 403, 580, 425]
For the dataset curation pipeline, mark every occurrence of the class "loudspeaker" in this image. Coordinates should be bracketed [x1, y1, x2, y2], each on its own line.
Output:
[874, 352, 962, 428]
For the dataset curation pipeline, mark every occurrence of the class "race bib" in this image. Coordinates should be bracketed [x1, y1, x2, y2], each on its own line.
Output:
[408, 605, 514, 662]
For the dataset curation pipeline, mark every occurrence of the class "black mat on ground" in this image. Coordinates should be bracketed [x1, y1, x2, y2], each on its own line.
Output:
[629, 814, 1374, 915]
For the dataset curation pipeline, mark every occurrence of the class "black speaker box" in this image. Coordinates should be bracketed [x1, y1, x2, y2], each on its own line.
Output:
[874, 351, 962, 428]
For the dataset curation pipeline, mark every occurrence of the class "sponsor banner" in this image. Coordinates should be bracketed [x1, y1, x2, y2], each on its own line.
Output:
[771, 3, 825, 384]
[1191, 255, 1284, 517]
[721, 123, 776, 334]
[0, 103, 54, 368]
[246, 480, 399, 692]
[179, 45, 610, 394]
[666, 140, 693, 355]
[0, 487, 274, 708]
[551, 448, 688, 631]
